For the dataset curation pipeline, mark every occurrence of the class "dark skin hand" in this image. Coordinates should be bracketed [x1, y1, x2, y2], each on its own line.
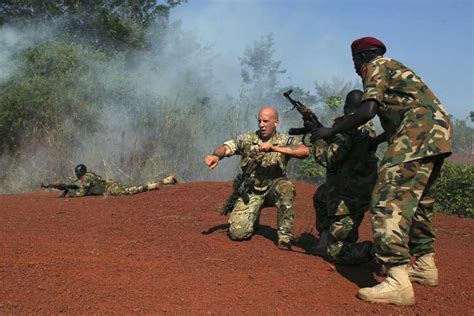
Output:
[305, 99, 379, 143]
[307, 50, 386, 144]
[370, 132, 387, 151]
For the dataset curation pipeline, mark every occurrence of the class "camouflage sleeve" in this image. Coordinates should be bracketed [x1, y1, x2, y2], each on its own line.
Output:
[358, 120, 376, 138]
[223, 133, 247, 156]
[223, 137, 238, 156]
[312, 133, 352, 168]
[65, 175, 92, 197]
[362, 59, 389, 104]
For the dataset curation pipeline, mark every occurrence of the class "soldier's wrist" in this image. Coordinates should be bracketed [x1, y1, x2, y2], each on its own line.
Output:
[212, 151, 224, 160]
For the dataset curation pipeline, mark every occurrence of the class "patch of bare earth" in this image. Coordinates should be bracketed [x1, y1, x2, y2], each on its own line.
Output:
[0, 182, 473, 314]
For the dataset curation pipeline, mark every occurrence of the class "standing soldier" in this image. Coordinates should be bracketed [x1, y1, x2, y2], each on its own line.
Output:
[62, 164, 177, 197]
[205, 107, 309, 250]
[306, 37, 452, 305]
[312, 90, 378, 264]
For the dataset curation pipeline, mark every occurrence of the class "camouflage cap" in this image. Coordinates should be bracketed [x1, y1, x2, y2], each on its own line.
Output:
[351, 37, 386, 55]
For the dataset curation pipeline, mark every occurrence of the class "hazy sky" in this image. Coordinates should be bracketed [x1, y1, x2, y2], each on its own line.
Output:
[171, 0, 473, 119]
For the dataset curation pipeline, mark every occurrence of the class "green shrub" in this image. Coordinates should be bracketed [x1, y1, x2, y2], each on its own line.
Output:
[0, 40, 106, 153]
[292, 156, 474, 219]
[290, 156, 326, 184]
[433, 161, 474, 218]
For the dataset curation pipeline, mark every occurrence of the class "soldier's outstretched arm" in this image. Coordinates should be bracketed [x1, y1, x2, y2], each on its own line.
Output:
[205, 144, 233, 170]
[259, 143, 309, 159]
[307, 99, 379, 142]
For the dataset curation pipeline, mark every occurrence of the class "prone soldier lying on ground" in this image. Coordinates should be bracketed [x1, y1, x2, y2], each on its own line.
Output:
[43, 164, 177, 197]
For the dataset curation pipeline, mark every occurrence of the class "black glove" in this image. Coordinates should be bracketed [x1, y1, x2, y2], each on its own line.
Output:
[304, 120, 334, 143]
[368, 137, 378, 152]
[310, 127, 334, 143]
[369, 133, 387, 152]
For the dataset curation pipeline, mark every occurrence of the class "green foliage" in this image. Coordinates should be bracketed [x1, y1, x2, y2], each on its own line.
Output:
[0, 1, 185, 51]
[451, 117, 474, 154]
[313, 78, 359, 126]
[95, 97, 219, 183]
[240, 33, 285, 86]
[433, 161, 474, 218]
[325, 95, 343, 110]
[314, 77, 357, 103]
[0, 0, 231, 194]
[239, 33, 286, 105]
[0, 40, 105, 153]
[1, 0, 183, 21]
[291, 156, 326, 184]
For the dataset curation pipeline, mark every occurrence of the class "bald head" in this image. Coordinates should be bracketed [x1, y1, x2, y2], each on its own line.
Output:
[258, 106, 279, 140]
[258, 107, 279, 120]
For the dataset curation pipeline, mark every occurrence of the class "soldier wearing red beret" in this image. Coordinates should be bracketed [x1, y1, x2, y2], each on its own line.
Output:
[305, 37, 452, 305]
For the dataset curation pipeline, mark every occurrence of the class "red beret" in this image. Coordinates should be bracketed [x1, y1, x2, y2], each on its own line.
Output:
[351, 37, 386, 55]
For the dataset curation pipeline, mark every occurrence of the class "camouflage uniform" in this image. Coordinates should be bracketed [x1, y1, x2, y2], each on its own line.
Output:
[313, 121, 378, 264]
[223, 131, 300, 244]
[66, 172, 151, 197]
[362, 56, 452, 266]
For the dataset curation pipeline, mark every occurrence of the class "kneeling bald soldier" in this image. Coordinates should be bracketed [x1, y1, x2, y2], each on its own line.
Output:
[205, 107, 309, 250]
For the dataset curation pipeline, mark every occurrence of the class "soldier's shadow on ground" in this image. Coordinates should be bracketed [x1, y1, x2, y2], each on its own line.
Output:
[254, 224, 278, 244]
[294, 232, 378, 288]
[201, 224, 228, 235]
[335, 264, 378, 288]
[202, 227, 378, 287]
[201, 223, 279, 245]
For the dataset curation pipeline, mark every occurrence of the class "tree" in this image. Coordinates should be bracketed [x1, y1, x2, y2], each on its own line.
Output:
[0, 0, 237, 193]
[239, 33, 286, 103]
[0, 0, 186, 51]
[314, 77, 357, 102]
[308, 77, 359, 127]
[451, 116, 474, 154]
[0, 40, 105, 153]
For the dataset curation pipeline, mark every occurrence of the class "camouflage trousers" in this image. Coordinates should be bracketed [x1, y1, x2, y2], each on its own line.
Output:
[314, 183, 365, 242]
[314, 185, 373, 264]
[371, 156, 444, 266]
[228, 178, 295, 243]
[105, 181, 148, 196]
[321, 216, 375, 265]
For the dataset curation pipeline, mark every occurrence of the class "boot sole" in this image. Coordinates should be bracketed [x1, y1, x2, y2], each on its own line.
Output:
[357, 293, 415, 306]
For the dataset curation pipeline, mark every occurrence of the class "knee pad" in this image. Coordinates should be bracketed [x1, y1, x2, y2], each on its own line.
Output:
[228, 226, 253, 241]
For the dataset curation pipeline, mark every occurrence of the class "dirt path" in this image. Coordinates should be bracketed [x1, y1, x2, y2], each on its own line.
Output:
[0, 182, 472, 314]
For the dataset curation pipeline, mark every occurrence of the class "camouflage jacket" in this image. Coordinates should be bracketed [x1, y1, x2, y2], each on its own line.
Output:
[224, 131, 301, 190]
[65, 171, 107, 197]
[361, 56, 452, 169]
[313, 122, 378, 216]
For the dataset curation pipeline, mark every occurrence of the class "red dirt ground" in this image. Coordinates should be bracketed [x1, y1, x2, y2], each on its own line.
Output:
[0, 182, 473, 314]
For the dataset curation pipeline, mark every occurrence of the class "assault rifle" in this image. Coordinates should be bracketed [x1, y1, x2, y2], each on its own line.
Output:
[41, 182, 79, 191]
[283, 89, 324, 135]
[221, 153, 263, 216]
